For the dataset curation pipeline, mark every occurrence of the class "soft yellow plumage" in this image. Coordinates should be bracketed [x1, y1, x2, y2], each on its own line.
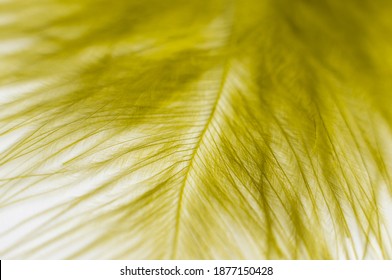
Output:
[0, 0, 392, 259]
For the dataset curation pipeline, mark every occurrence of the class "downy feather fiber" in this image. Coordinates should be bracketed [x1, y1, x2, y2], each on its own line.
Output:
[0, 0, 392, 259]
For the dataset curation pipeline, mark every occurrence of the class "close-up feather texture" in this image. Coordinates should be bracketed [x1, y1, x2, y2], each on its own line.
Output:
[0, 0, 392, 259]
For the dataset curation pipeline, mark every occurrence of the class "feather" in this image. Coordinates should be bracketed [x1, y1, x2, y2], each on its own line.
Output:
[0, 0, 392, 259]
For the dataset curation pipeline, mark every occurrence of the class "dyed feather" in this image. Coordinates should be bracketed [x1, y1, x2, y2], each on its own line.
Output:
[0, 0, 392, 259]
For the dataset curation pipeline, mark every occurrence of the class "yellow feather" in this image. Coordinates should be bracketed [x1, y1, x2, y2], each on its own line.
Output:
[0, 0, 392, 259]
